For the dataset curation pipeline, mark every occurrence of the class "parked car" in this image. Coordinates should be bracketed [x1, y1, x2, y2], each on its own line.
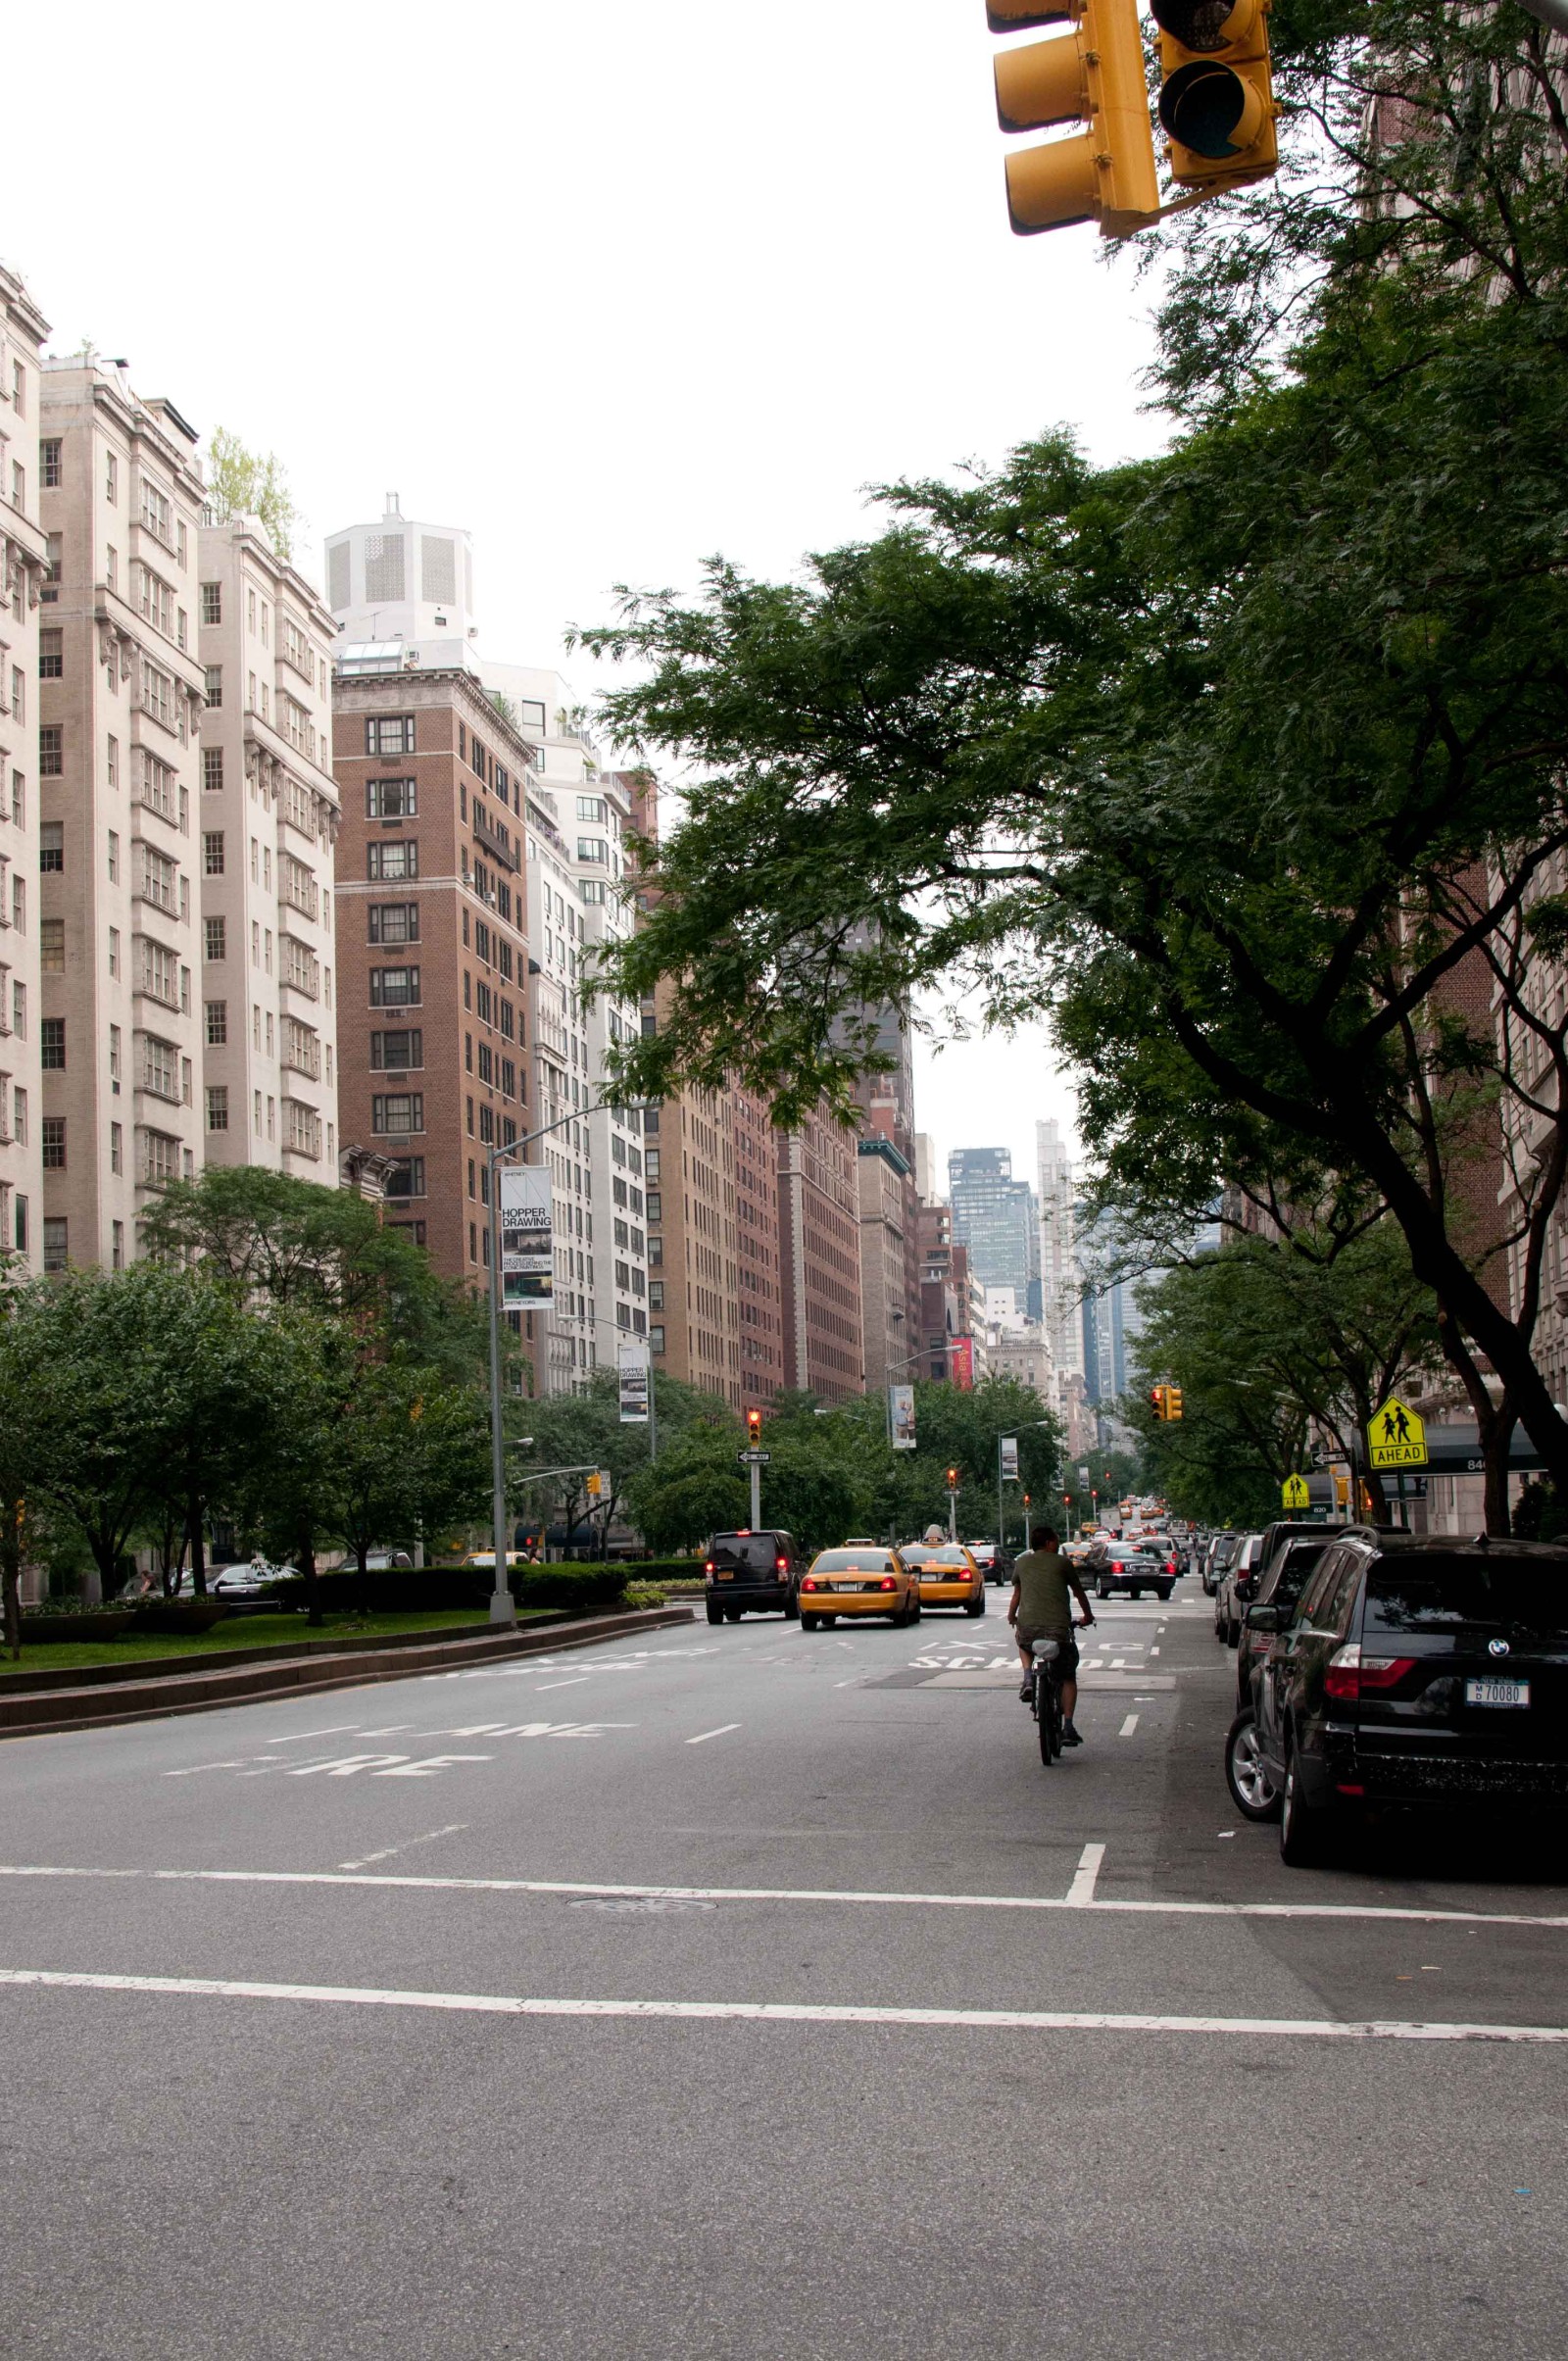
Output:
[1201, 1533, 1239, 1596]
[900, 1542, 986, 1617]
[1214, 1533, 1265, 1645]
[798, 1545, 919, 1630]
[1232, 1533, 1336, 1714]
[365, 1549, 416, 1571]
[704, 1530, 804, 1623]
[1090, 1544, 1174, 1601]
[1236, 1528, 1568, 1864]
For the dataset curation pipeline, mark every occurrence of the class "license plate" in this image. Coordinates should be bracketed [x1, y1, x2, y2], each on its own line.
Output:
[834, 1581, 870, 1594]
[1465, 1677, 1530, 1708]
[715, 1571, 733, 1580]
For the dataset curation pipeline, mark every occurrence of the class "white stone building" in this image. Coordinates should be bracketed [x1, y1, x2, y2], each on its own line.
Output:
[0, 267, 50, 1273]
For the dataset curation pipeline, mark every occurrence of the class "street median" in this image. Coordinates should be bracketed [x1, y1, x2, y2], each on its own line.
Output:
[0, 1604, 696, 1740]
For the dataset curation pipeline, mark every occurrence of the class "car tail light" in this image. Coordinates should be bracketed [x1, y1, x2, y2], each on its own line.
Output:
[703, 1561, 714, 1576]
[880, 1576, 898, 1593]
[1111, 1560, 1124, 1573]
[775, 1556, 788, 1572]
[801, 1576, 816, 1593]
[1325, 1644, 1418, 1700]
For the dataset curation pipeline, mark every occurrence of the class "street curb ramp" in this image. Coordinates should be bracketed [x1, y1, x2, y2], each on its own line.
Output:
[0, 1606, 697, 1740]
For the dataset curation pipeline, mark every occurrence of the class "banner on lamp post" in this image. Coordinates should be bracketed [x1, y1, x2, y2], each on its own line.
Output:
[889, 1384, 916, 1450]
[951, 1336, 975, 1391]
[1000, 1435, 1019, 1481]
[500, 1165, 553, 1302]
[617, 1343, 652, 1424]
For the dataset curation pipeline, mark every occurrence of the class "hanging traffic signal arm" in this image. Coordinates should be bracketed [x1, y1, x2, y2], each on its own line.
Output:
[987, 0, 1159, 240]
[1150, 0, 1278, 192]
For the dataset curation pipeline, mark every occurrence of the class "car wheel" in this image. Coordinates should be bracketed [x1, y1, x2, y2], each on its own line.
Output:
[1157, 1584, 1173, 1601]
[1278, 1749, 1329, 1867]
[783, 1597, 800, 1620]
[1097, 1581, 1110, 1600]
[800, 1614, 819, 1632]
[823, 1615, 838, 1628]
[724, 1608, 742, 1623]
[965, 1596, 985, 1617]
[706, 1602, 723, 1626]
[1128, 1586, 1141, 1599]
[1225, 1713, 1282, 1822]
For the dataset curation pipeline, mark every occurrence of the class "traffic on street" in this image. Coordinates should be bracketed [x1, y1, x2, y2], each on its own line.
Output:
[4, 1552, 1566, 2358]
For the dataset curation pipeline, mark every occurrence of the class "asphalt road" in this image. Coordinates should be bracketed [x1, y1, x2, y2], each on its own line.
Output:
[2, 1582, 1565, 2359]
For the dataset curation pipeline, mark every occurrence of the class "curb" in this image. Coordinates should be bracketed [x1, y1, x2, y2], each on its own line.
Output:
[0, 1605, 697, 1741]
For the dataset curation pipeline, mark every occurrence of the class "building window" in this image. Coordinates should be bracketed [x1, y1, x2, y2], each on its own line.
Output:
[201, 582, 221, 625]
[38, 820, 64, 873]
[140, 478, 173, 546]
[369, 966, 420, 1008]
[105, 453, 117, 504]
[205, 1001, 227, 1046]
[385, 1157, 426, 1200]
[206, 1086, 229, 1133]
[365, 715, 415, 757]
[203, 747, 223, 792]
[576, 837, 608, 863]
[202, 831, 225, 875]
[204, 916, 226, 961]
[366, 776, 416, 819]
[39, 1018, 65, 1070]
[139, 1035, 180, 1102]
[142, 1129, 181, 1185]
[42, 1216, 68, 1273]
[39, 726, 63, 776]
[112, 1220, 124, 1269]
[111, 1122, 122, 1175]
[40, 919, 64, 972]
[204, 666, 222, 709]
[41, 1116, 66, 1171]
[38, 629, 63, 680]
[576, 796, 607, 823]
[370, 1029, 423, 1070]
[41, 438, 61, 488]
[108, 929, 120, 979]
[371, 1093, 424, 1135]
[368, 902, 419, 946]
[368, 839, 418, 881]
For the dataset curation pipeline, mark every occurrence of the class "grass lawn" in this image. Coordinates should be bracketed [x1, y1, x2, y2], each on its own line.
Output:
[7, 1606, 564, 1677]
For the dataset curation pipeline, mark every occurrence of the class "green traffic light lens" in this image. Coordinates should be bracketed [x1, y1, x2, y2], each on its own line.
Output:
[1159, 60, 1250, 156]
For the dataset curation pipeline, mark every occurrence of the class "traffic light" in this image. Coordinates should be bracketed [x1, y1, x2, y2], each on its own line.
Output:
[746, 1408, 762, 1446]
[987, 0, 1159, 240]
[1166, 1385, 1184, 1420]
[1150, 0, 1278, 193]
[946, 1466, 960, 1490]
[1150, 1385, 1169, 1420]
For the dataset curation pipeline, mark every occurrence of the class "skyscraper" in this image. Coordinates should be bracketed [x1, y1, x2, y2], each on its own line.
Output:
[948, 1146, 1039, 1313]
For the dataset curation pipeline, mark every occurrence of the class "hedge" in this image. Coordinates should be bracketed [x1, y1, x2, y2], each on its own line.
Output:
[265, 1561, 640, 1618]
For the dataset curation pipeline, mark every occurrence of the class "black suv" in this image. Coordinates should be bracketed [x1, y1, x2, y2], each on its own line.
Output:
[704, 1530, 803, 1623]
[1246, 1528, 1568, 1864]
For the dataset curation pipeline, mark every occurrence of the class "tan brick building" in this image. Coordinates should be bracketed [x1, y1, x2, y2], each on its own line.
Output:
[0, 267, 50, 1272]
[778, 1104, 864, 1402]
[331, 660, 533, 1320]
[38, 361, 207, 1272]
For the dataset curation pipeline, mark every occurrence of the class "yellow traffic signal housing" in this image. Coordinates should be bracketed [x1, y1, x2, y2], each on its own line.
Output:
[746, 1407, 762, 1444]
[1150, 0, 1278, 189]
[1166, 1385, 1184, 1420]
[987, 0, 1159, 239]
[1149, 1385, 1169, 1419]
[946, 1465, 960, 1489]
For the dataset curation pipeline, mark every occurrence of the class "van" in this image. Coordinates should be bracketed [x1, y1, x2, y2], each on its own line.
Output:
[704, 1530, 804, 1623]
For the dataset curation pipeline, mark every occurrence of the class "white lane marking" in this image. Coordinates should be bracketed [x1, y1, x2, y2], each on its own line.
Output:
[374, 1755, 491, 1779]
[3, 1865, 1564, 1931]
[339, 1824, 467, 1872]
[833, 1680, 859, 1689]
[260, 1727, 361, 1746]
[288, 1754, 411, 1778]
[686, 1724, 741, 1746]
[1120, 1714, 1140, 1737]
[1066, 1844, 1106, 1905]
[1, 1968, 1562, 2044]
[164, 1762, 251, 1779]
[535, 1677, 591, 1692]
[1150, 1648, 1161, 1657]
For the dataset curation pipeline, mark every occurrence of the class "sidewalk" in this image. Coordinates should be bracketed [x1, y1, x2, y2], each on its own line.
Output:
[0, 1604, 696, 1740]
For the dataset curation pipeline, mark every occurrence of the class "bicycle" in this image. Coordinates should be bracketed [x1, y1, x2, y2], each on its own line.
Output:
[1022, 1617, 1094, 1767]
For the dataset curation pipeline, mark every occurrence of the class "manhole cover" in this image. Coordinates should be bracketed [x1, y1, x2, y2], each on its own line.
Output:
[568, 1895, 717, 1915]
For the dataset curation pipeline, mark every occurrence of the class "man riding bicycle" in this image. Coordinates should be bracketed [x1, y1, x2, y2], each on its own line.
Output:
[1008, 1523, 1095, 1747]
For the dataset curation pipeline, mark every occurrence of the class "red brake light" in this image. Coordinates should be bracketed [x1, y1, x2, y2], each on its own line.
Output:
[775, 1556, 788, 1571]
[801, 1576, 816, 1593]
[704, 1561, 714, 1575]
[1111, 1560, 1124, 1572]
[880, 1576, 898, 1593]
[1325, 1644, 1418, 1700]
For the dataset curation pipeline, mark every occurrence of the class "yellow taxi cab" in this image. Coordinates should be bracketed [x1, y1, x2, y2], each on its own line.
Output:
[798, 1545, 920, 1631]
[900, 1541, 986, 1616]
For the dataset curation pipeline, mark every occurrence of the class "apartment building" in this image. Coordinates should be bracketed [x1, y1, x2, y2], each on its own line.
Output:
[858, 1133, 915, 1399]
[778, 1104, 864, 1402]
[0, 267, 50, 1272]
[37, 361, 207, 1272]
[949, 1145, 1040, 1318]
[331, 657, 533, 1298]
[197, 516, 339, 1174]
[1036, 1117, 1084, 1386]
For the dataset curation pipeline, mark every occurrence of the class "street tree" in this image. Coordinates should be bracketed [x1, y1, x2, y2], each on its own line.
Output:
[324, 1361, 492, 1577]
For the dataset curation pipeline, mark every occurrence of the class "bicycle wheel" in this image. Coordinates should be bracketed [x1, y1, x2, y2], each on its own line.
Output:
[1038, 1674, 1058, 1765]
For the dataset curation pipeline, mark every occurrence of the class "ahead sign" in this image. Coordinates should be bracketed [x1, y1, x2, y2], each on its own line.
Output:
[1367, 1395, 1428, 1469]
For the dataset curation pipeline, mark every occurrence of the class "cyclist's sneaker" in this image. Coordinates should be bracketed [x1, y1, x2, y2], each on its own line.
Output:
[1060, 1719, 1084, 1746]
[1019, 1676, 1034, 1703]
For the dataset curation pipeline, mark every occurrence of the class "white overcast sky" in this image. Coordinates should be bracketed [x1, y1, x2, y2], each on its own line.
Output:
[8, 0, 1172, 1181]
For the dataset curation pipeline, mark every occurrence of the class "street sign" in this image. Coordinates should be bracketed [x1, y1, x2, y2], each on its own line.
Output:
[1367, 1395, 1428, 1469]
[737, 1450, 771, 1467]
[1281, 1473, 1310, 1510]
[1000, 1436, 1019, 1481]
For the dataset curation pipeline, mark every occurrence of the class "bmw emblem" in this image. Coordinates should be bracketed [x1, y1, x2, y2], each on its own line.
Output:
[1489, 1638, 1510, 1657]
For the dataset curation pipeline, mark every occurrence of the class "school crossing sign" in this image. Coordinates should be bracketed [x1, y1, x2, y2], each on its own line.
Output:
[1367, 1395, 1428, 1470]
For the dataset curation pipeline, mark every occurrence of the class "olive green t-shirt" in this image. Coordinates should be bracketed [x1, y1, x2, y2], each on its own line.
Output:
[1013, 1549, 1075, 1635]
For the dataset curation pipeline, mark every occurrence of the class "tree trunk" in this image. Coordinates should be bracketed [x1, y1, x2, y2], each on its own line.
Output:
[187, 1500, 208, 1598]
[300, 1526, 321, 1627]
[0, 1497, 23, 1661]
[81, 1535, 113, 1609]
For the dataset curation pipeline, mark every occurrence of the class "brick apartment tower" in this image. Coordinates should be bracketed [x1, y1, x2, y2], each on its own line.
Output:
[778, 1104, 865, 1402]
[38, 361, 207, 1273]
[331, 662, 534, 1334]
[0, 266, 50, 1271]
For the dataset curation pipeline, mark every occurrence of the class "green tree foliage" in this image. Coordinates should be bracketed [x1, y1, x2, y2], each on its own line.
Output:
[204, 427, 301, 561]
[324, 1362, 493, 1578]
[573, 11, 1568, 1523]
[516, 1371, 733, 1555]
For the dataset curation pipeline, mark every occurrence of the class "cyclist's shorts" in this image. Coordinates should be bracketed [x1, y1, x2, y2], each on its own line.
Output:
[1018, 1628, 1078, 1682]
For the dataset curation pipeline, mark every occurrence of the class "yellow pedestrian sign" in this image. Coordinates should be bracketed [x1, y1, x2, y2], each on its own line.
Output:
[1281, 1474, 1310, 1510]
[1367, 1395, 1427, 1469]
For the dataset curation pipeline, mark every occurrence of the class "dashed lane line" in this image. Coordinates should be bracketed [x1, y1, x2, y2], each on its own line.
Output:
[1065, 1844, 1106, 1905]
[685, 1724, 741, 1746]
[0, 1865, 1564, 1929]
[1120, 1715, 1140, 1737]
[0, 1967, 1562, 2044]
